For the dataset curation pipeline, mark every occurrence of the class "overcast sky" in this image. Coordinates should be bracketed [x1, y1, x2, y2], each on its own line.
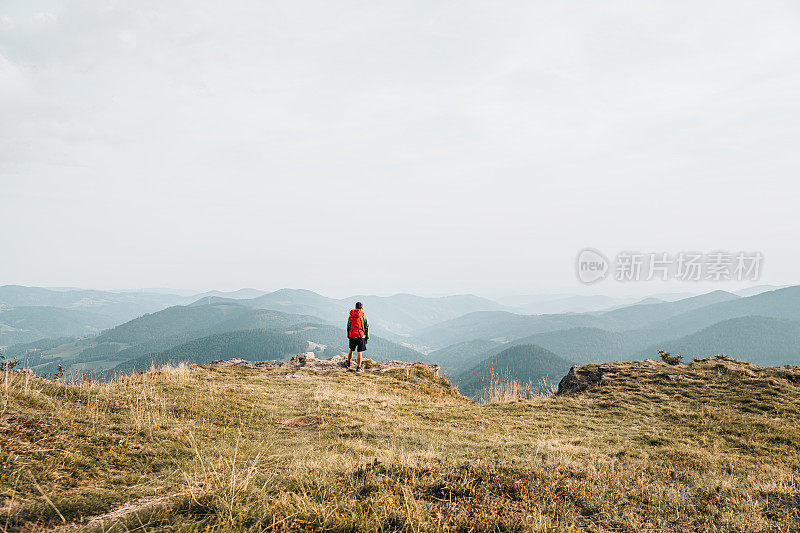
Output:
[1, 1, 799, 297]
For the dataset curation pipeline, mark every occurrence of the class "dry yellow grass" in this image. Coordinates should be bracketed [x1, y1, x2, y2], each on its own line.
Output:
[1, 357, 799, 531]
[480, 364, 557, 403]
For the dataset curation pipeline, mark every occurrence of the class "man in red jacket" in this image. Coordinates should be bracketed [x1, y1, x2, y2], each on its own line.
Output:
[345, 301, 369, 372]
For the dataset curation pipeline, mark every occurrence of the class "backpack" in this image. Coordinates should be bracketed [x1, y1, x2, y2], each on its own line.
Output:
[348, 309, 364, 338]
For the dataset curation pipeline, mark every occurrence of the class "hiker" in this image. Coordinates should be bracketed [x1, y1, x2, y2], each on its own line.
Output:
[345, 301, 369, 372]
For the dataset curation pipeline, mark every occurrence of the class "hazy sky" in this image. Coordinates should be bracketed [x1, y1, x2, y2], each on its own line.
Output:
[2, 1, 799, 297]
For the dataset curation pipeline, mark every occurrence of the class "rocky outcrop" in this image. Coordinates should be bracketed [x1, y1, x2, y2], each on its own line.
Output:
[557, 363, 612, 395]
[556, 357, 800, 395]
[210, 352, 440, 376]
[557, 359, 670, 395]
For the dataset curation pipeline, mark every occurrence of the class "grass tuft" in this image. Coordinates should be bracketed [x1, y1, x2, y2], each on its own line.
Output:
[480, 363, 556, 403]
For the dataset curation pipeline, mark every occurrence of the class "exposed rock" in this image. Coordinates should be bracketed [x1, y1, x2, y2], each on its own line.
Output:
[557, 364, 613, 395]
[210, 358, 284, 369]
[209, 354, 440, 376]
[290, 352, 316, 365]
[556, 357, 795, 395]
[557, 360, 679, 394]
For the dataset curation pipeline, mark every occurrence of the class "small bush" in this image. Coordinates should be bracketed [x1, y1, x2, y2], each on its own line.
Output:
[658, 349, 682, 366]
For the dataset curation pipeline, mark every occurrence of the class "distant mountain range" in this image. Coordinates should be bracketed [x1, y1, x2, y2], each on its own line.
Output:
[190, 288, 512, 339]
[190, 288, 268, 300]
[427, 339, 504, 375]
[637, 316, 800, 367]
[431, 328, 623, 378]
[3, 284, 800, 391]
[416, 286, 800, 383]
[412, 290, 743, 349]
[0, 306, 119, 346]
[0, 285, 511, 347]
[5, 301, 424, 377]
[496, 294, 637, 314]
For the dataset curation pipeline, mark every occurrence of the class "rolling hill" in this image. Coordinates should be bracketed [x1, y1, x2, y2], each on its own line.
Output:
[635, 316, 800, 366]
[9, 285, 800, 380]
[197, 289, 511, 338]
[595, 290, 740, 329]
[455, 344, 576, 398]
[411, 311, 606, 349]
[95, 302, 285, 345]
[426, 339, 503, 375]
[0, 285, 189, 325]
[503, 327, 627, 365]
[734, 284, 788, 297]
[497, 294, 637, 314]
[112, 322, 428, 375]
[413, 290, 743, 349]
[3, 303, 320, 376]
[425, 289, 800, 376]
[190, 288, 268, 300]
[8, 301, 425, 378]
[0, 306, 118, 347]
[427, 328, 621, 376]
[112, 329, 310, 373]
[621, 285, 800, 352]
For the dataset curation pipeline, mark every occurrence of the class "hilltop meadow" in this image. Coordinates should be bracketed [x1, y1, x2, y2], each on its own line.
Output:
[2, 354, 799, 531]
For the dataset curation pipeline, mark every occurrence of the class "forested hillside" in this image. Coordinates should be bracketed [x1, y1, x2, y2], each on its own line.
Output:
[0, 306, 117, 346]
[635, 316, 800, 366]
[6, 285, 800, 388]
[6, 301, 425, 378]
[427, 339, 502, 375]
[112, 329, 310, 373]
[455, 344, 575, 398]
[416, 288, 800, 388]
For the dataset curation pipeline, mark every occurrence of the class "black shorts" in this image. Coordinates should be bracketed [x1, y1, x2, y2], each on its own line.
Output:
[348, 337, 366, 352]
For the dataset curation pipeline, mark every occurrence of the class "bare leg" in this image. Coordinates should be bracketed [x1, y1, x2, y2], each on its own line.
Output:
[347, 350, 354, 366]
[357, 351, 362, 369]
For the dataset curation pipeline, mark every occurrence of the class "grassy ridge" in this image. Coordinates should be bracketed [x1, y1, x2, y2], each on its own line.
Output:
[1, 357, 799, 531]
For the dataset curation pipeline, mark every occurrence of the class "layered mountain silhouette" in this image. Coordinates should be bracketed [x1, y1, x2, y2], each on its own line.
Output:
[4, 284, 800, 393]
[6, 301, 423, 377]
[191, 289, 511, 338]
[636, 316, 800, 366]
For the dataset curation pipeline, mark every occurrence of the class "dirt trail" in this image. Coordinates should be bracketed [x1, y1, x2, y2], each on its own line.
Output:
[50, 488, 201, 532]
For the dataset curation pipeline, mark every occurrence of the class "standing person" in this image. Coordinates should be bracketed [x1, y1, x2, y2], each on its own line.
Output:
[345, 301, 369, 372]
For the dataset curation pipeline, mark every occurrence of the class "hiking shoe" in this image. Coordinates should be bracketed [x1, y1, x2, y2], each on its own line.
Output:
[355, 367, 364, 373]
[341, 359, 350, 368]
